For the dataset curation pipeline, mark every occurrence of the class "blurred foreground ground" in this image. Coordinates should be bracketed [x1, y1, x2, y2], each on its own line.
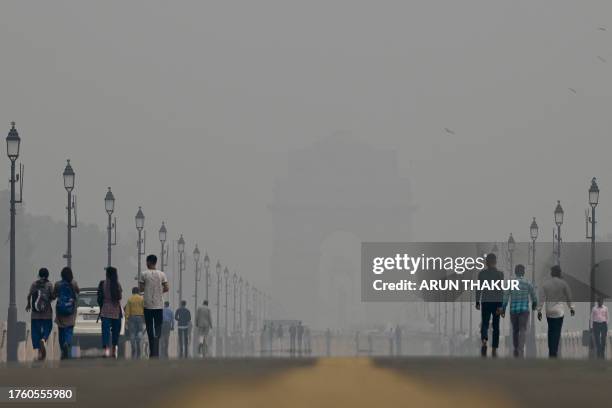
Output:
[1, 357, 612, 407]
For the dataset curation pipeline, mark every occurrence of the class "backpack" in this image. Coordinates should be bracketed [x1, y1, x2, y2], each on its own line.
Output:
[56, 281, 76, 316]
[32, 279, 51, 313]
[97, 280, 105, 308]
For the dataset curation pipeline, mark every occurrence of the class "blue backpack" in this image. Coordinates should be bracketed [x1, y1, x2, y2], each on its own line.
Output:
[56, 281, 76, 316]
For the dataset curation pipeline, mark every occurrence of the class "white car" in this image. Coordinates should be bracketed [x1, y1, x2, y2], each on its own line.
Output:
[73, 287, 126, 356]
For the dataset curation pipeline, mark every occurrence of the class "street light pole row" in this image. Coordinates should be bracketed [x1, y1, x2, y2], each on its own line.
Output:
[3, 122, 271, 362]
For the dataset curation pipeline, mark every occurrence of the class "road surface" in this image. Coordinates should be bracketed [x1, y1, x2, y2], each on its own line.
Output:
[0, 357, 611, 407]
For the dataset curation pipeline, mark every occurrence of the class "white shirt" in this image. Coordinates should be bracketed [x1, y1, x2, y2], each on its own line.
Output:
[139, 269, 168, 309]
[537, 277, 574, 318]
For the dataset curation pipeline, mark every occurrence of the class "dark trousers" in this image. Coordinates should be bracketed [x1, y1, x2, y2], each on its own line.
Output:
[547, 316, 564, 358]
[593, 322, 608, 359]
[480, 302, 501, 348]
[58, 326, 74, 358]
[510, 311, 529, 357]
[31, 319, 53, 349]
[160, 322, 171, 358]
[101, 317, 122, 347]
[178, 328, 189, 358]
[144, 308, 163, 358]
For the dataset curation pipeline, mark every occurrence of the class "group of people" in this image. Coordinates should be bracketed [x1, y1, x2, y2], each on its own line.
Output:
[26, 266, 79, 360]
[27, 254, 213, 360]
[477, 252, 608, 359]
[260, 322, 311, 355]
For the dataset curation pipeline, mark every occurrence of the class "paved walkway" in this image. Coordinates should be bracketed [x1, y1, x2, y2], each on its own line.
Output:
[2, 357, 612, 407]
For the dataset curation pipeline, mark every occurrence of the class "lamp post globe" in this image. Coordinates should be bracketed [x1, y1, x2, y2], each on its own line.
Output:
[193, 245, 201, 263]
[530, 217, 539, 240]
[104, 187, 115, 215]
[135, 206, 145, 231]
[507, 233, 515, 253]
[159, 222, 167, 243]
[554, 200, 564, 226]
[204, 252, 210, 270]
[178, 234, 185, 253]
[6, 121, 20, 161]
[63, 159, 75, 192]
[589, 177, 600, 208]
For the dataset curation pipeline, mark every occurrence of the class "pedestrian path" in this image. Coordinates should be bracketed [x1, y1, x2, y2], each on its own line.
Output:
[167, 358, 514, 408]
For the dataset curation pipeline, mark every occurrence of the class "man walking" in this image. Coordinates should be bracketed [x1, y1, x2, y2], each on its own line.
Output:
[591, 297, 608, 359]
[175, 300, 191, 358]
[537, 265, 574, 358]
[26, 268, 54, 361]
[475, 253, 504, 357]
[195, 300, 213, 357]
[139, 254, 169, 358]
[501, 264, 537, 357]
[124, 287, 145, 359]
[297, 322, 304, 356]
[160, 301, 174, 358]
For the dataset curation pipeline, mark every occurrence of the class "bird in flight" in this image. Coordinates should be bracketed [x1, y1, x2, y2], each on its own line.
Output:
[444, 128, 455, 135]
[597, 56, 607, 63]
[597, 26, 607, 31]
[568, 88, 577, 94]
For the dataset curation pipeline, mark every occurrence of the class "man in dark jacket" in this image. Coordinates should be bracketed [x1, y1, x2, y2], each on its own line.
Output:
[175, 300, 191, 358]
[475, 253, 504, 357]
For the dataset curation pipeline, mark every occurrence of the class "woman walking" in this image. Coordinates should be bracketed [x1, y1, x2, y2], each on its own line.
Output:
[99, 266, 123, 358]
[53, 267, 79, 359]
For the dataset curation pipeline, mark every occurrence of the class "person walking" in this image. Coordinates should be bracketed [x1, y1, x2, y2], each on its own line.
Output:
[297, 322, 304, 356]
[591, 297, 608, 359]
[537, 265, 574, 358]
[139, 254, 169, 358]
[98, 266, 123, 358]
[276, 324, 284, 353]
[53, 267, 79, 360]
[195, 300, 213, 357]
[289, 324, 297, 356]
[26, 268, 53, 361]
[175, 300, 191, 358]
[124, 287, 144, 359]
[160, 301, 174, 358]
[501, 264, 537, 358]
[475, 253, 504, 357]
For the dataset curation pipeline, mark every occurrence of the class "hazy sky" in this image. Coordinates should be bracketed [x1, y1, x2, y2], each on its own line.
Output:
[1, 1, 612, 295]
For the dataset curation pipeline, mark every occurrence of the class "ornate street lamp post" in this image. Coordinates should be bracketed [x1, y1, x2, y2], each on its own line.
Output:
[238, 277, 243, 335]
[104, 188, 117, 267]
[526, 217, 539, 358]
[554, 201, 564, 266]
[245, 280, 250, 332]
[62, 160, 77, 268]
[215, 261, 222, 355]
[224, 267, 230, 343]
[507, 233, 515, 274]
[193, 245, 201, 319]
[135, 207, 145, 282]
[177, 235, 185, 302]
[232, 272, 238, 333]
[203, 253, 210, 302]
[193, 245, 201, 356]
[6, 122, 22, 362]
[586, 177, 599, 357]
